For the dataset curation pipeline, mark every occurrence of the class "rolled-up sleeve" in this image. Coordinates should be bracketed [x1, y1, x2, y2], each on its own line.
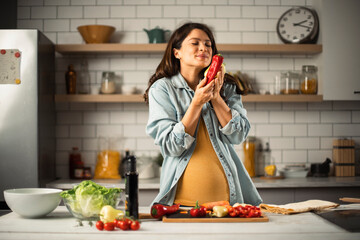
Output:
[146, 81, 195, 157]
[219, 87, 251, 144]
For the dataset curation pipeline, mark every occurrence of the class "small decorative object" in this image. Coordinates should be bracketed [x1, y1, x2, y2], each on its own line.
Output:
[276, 6, 319, 44]
[143, 26, 170, 43]
[77, 25, 116, 44]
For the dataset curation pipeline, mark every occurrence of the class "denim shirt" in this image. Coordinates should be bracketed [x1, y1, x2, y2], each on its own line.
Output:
[146, 73, 262, 206]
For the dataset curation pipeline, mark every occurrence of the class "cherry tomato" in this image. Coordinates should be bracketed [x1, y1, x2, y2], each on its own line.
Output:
[104, 222, 115, 231]
[130, 220, 140, 230]
[125, 218, 132, 227]
[117, 220, 129, 230]
[199, 206, 207, 217]
[95, 220, 104, 231]
[113, 219, 119, 227]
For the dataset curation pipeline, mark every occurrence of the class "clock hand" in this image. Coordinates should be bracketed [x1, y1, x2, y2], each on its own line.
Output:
[293, 20, 308, 26]
[295, 24, 311, 30]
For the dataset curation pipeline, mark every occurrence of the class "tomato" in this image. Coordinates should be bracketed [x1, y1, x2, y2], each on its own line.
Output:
[95, 220, 104, 231]
[199, 206, 207, 217]
[117, 220, 129, 230]
[125, 218, 132, 227]
[130, 220, 140, 231]
[104, 222, 115, 231]
[113, 219, 119, 227]
[190, 208, 199, 217]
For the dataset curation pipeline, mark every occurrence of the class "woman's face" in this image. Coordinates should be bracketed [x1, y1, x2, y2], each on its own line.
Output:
[174, 29, 213, 71]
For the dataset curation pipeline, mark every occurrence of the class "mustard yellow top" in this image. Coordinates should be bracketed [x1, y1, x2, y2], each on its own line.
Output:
[174, 118, 229, 206]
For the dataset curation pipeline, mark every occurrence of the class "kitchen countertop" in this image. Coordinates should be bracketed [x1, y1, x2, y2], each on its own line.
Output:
[0, 205, 359, 240]
[46, 176, 360, 190]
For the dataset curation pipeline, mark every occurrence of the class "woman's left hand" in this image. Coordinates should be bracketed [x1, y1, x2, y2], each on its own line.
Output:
[211, 64, 225, 100]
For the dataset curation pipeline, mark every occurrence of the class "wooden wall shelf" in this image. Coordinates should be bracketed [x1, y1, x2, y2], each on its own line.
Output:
[55, 94, 323, 103]
[55, 43, 322, 55]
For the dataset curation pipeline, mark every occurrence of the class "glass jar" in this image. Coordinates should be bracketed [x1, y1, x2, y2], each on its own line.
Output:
[280, 71, 300, 94]
[100, 71, 116, 94]
[78, 60, 90, 94]
[243, 136, 256, 177]
[301, 65, 318, 94]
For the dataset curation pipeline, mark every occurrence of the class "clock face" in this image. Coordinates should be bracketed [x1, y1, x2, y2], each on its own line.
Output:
[277, 7, 319, 44]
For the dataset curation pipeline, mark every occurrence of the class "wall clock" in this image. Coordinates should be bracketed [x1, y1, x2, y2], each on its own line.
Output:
[276, 6, 319, 44]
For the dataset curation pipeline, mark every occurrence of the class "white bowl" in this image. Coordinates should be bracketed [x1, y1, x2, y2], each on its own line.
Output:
[4, 188, 62, 218]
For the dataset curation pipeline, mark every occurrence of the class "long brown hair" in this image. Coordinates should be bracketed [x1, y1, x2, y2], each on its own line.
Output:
[144, 22, 241, 103]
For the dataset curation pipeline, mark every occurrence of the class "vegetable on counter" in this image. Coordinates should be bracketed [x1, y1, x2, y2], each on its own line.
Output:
[151, 203, 180, 218]
[201, 200, 230, 211]
[204, 54, 225, 85]
[190, 201, 207, 218]
[211, 206, 229, 218]
[99, 205, 124, 223]
[95, 217, 140, 231]
[60, 180, 121, 218]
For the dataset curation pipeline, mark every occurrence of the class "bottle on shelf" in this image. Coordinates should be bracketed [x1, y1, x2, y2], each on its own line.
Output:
[65, 64, 77, 94]
[125, 155, 139, 219]
[69, 147, 84, 179]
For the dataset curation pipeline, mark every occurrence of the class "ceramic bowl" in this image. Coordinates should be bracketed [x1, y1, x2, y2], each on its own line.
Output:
[4, 188, 62, 218]
[77, 25, 116, 44]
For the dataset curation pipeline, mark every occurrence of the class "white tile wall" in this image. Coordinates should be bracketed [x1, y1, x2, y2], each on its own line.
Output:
[16, 0, 360, 178]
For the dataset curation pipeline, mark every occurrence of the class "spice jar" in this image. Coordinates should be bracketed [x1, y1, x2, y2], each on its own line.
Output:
[301, 65, 318, 94]
[100, 72, 116, 94]
[243, 136, 256, 177]
[280, 71, 300, 94]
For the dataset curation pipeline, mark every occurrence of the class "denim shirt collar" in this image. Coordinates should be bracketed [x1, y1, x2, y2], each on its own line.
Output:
[171, 72, 193, 92]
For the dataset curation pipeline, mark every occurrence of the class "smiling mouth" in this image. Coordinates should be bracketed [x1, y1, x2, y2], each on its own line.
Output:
[196, 54, 209, 59]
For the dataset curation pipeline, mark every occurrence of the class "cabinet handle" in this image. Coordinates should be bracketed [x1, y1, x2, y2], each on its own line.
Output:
[354, 91, 360, 94]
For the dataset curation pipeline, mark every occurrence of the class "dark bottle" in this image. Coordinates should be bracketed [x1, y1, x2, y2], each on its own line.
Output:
[69, 147, 84, 179]
[120, 149, 130, 178]
[65, 64, 76, 94]
[125, 155, 138, 219]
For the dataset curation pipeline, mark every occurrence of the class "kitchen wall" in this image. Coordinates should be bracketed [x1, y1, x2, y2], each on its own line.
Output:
[16, 0, 360, 178]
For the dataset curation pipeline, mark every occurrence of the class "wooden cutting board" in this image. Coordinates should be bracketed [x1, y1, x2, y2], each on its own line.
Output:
[162, 211, 269, 223]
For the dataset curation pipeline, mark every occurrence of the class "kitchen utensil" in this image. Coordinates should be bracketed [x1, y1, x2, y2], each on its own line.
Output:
[4, 188, 62, 218]
[143, 26, 169, 43]
[339, 197, 360, 203]
[77, 25, 115, 44]
[309, 158, 331, 177]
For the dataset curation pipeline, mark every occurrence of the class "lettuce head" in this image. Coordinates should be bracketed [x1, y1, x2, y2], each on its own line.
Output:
[60, 180, 122, 218]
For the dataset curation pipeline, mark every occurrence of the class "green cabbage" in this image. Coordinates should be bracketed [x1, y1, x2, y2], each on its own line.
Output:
[60, 180, 122, 218]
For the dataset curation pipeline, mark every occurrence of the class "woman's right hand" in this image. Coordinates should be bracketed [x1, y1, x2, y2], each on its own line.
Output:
[193, 78, 215, 107]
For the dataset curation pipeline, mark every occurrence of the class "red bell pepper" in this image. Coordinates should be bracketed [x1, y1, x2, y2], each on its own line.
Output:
[150, 203, 180, 218]
[205, 54, 224, 85]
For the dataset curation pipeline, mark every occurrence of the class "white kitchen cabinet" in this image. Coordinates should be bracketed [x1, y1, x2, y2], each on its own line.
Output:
[321, 0, 360, 100]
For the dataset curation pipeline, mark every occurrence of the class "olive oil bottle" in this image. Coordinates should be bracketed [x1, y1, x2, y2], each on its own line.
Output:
[125, 155, 139, 219]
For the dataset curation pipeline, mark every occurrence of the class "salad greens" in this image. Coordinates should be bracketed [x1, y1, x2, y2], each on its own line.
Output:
[60, 180, 122, 218]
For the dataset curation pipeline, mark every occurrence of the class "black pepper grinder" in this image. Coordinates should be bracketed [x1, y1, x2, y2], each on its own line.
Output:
[125, 155, 138, 219]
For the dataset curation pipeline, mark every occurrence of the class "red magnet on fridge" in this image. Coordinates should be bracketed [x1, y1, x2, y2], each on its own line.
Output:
[0, 49, 6, 55]
[15, 52, 21, 58]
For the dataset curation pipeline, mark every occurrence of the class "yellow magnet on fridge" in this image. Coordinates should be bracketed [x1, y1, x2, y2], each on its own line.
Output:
[15, 79, 21, 84]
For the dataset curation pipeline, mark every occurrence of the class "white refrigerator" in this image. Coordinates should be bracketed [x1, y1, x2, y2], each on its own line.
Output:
[0, 30, 56, 206]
